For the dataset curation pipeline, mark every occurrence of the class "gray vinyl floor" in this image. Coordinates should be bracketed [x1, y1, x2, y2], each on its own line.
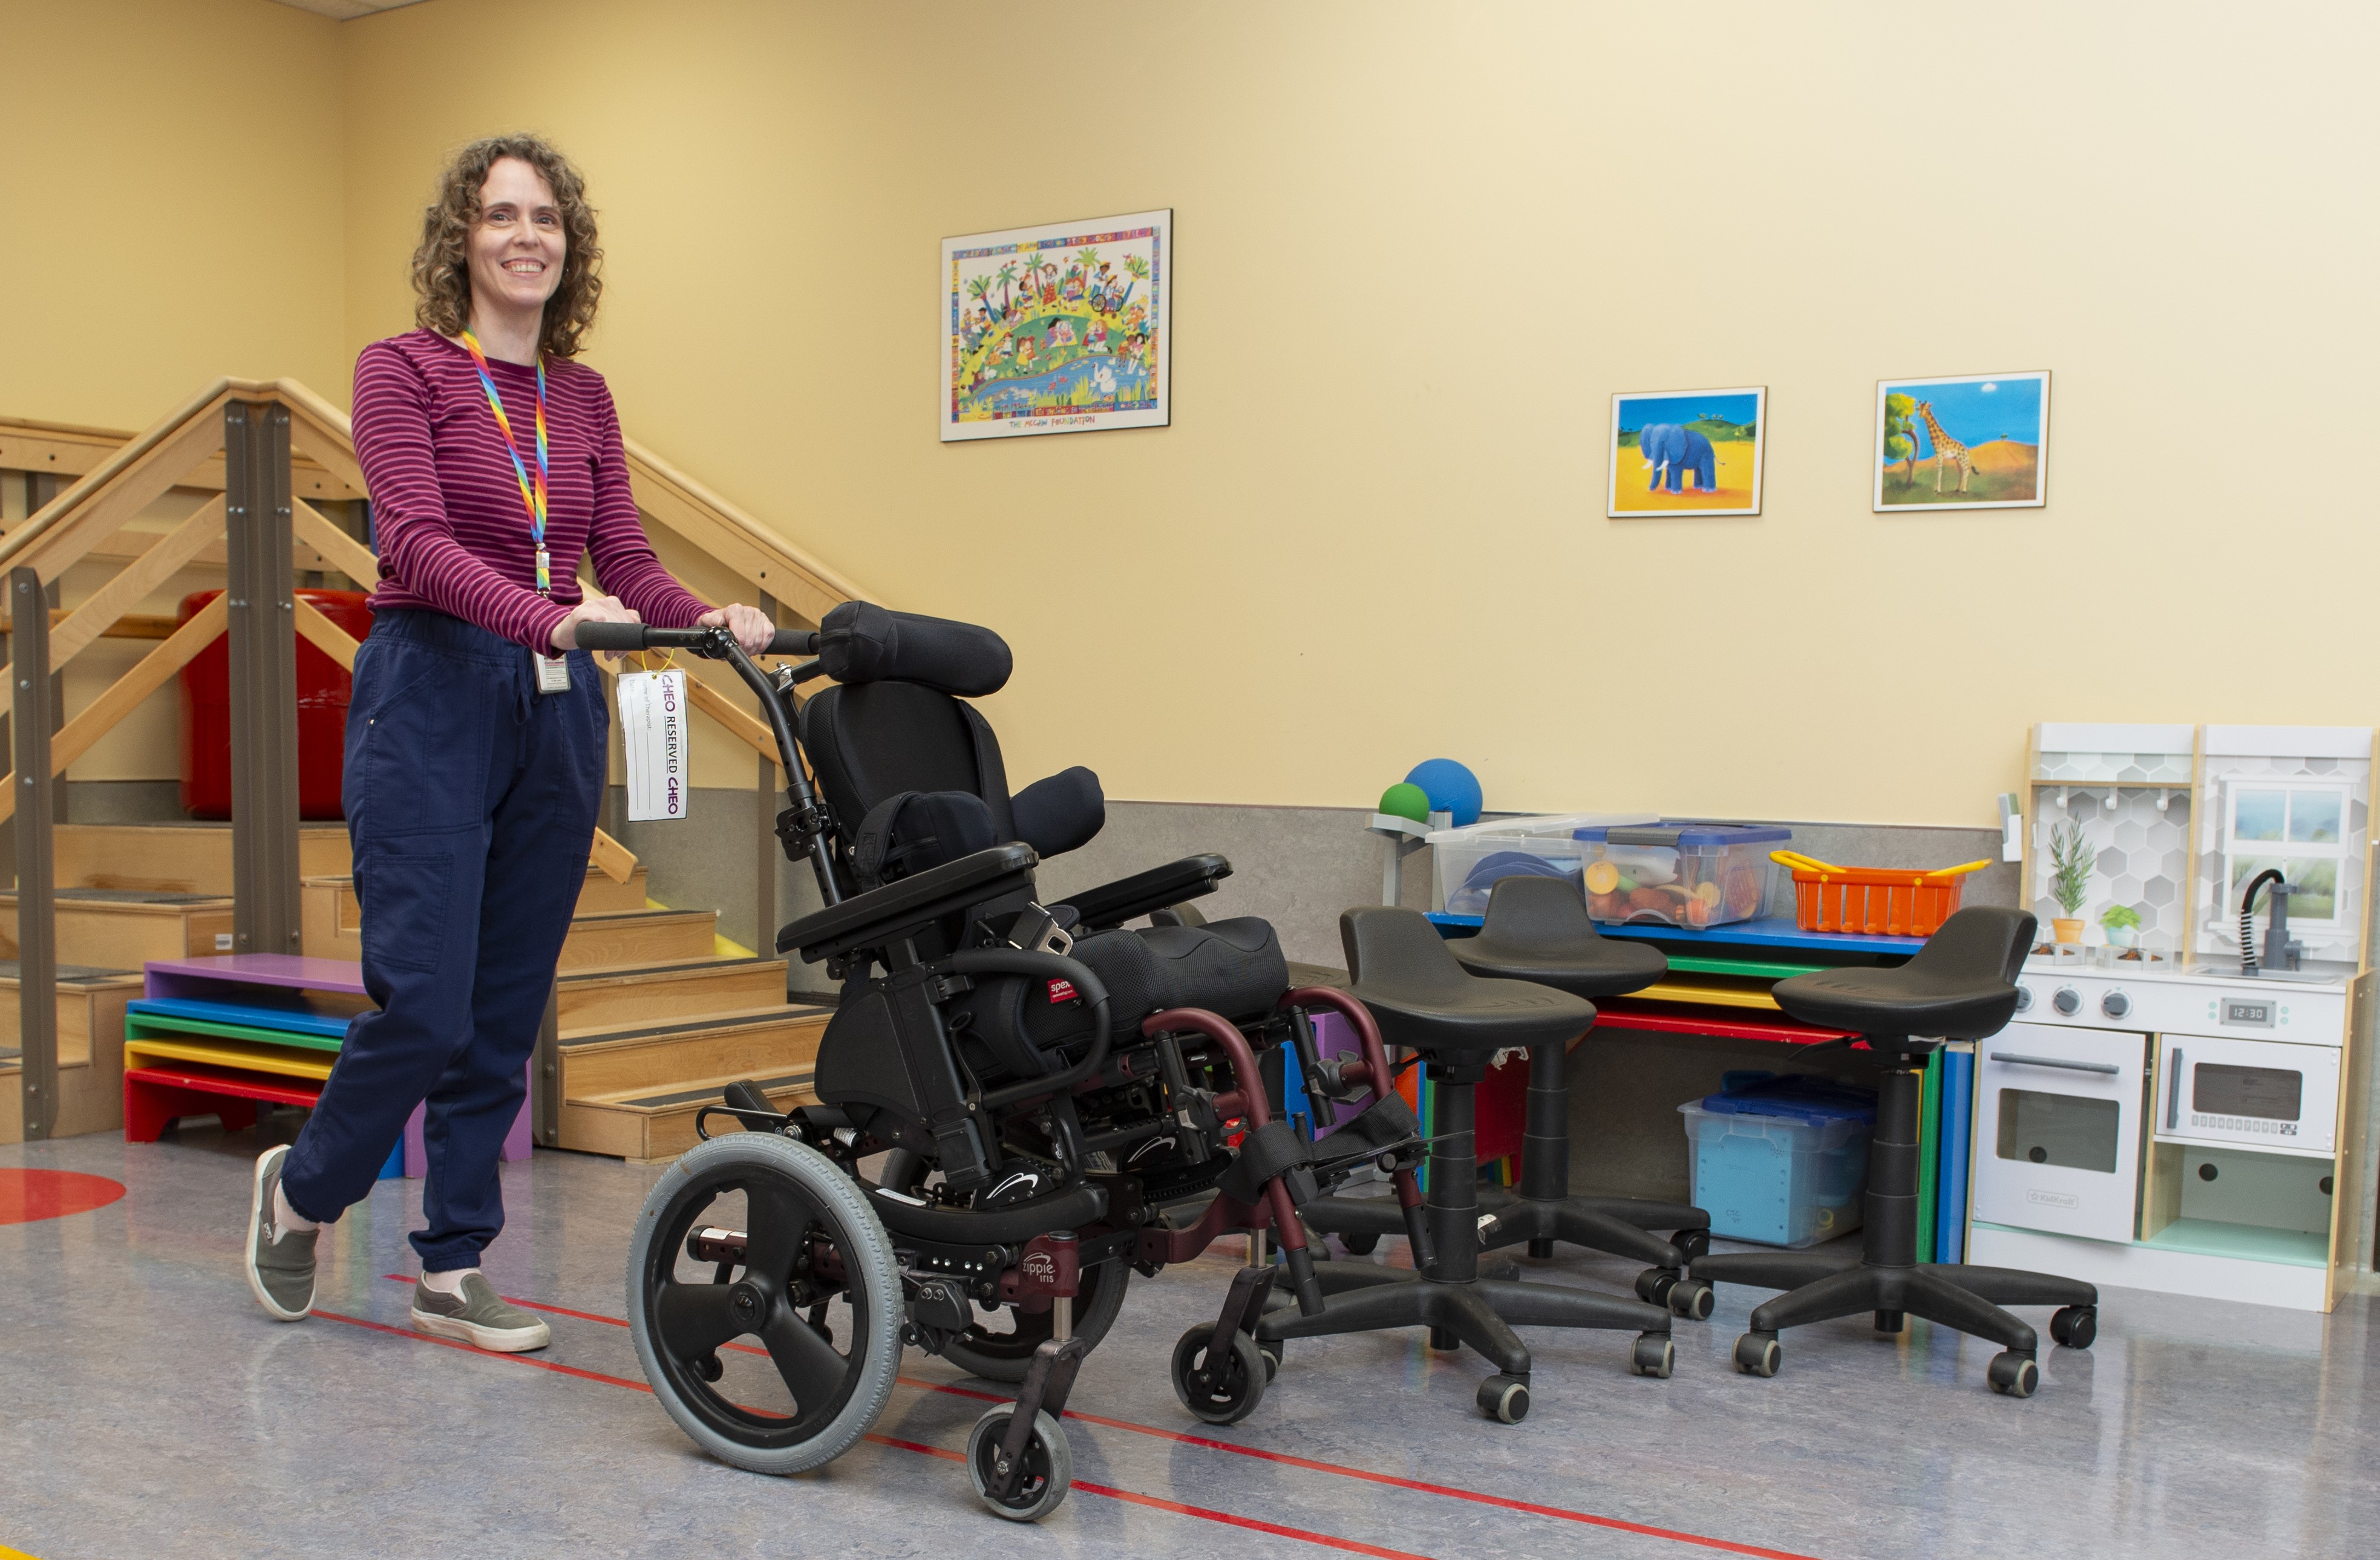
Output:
[4, 1121, 2373, 1560]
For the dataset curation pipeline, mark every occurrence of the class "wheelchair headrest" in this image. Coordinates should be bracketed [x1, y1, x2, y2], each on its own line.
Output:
[819, 602, 1012, 697]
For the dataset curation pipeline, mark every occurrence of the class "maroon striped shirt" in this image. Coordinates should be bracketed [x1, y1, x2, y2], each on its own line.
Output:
[351, 328, 711, 652]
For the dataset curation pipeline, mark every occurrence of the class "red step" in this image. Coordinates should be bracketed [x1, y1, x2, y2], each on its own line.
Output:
[123, 1062, 321, 1142]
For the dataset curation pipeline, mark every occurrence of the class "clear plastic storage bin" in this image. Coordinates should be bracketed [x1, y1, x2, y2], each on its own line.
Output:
[1679, 1077, 1874, 1248]
[1572, 822, 1790, 929]
[1429, 812, 1658, 916]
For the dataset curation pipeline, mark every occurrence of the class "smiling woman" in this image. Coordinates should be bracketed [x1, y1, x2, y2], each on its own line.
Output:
[241, 134, 777, 1353]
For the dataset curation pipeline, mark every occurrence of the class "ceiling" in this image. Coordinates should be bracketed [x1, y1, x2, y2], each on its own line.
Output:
[266, 0, 431, 18]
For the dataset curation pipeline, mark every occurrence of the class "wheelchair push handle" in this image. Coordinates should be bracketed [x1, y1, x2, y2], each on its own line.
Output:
[572, 621, 820, 657]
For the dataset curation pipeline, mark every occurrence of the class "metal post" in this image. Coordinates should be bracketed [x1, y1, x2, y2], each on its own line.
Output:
[12, 567, 57, 1141]
[755, 591, 779, 994]
[224, 402, 302, 955]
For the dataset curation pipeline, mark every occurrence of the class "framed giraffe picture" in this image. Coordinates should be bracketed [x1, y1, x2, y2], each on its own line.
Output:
[1874, 371, 2050, 511]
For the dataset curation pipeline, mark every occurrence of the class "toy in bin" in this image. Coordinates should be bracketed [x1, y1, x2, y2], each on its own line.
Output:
[1679, 1074, 1875, 1248]
[1574, 823, 1788, 928]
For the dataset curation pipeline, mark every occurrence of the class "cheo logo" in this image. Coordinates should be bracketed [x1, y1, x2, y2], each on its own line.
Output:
[2026, 1189, 2081, 1210]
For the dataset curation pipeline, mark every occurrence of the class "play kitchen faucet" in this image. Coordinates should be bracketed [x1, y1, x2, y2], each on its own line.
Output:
[2238, 867, 2304, 976]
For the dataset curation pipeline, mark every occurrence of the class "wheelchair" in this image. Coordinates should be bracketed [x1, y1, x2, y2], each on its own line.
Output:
[588, 604, 1427, 1521]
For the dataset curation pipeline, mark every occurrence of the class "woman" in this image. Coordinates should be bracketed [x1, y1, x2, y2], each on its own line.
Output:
[244, 134, 773, 1350]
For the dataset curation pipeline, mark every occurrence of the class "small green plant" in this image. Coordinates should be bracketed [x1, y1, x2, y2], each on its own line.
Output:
[2099, 904, 2142, 933]
[2047, 817, 2092, 919]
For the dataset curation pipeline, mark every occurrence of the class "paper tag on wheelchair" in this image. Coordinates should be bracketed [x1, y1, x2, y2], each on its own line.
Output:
[616, 669, 690, 821]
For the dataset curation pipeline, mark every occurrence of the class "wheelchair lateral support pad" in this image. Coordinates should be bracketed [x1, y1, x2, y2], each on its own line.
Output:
[1059, 853, 1232, 932]
[777, 842, 1041, 961]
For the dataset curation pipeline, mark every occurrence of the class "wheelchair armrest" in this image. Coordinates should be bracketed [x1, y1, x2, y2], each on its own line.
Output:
[777, 843, 1040, 963]
[1057, 853, 1232, 932]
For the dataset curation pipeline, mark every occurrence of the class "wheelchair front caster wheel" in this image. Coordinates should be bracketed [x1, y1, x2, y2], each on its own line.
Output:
[2050, 1305, 2097, 1350]
[1673, 1229, 1711, 1264]
[1477, 1374, 1530, 1423]
[1666, 1279, 1715, 1322]
[1630, 1333, 1676, 1379]
[1338, 1232, 1381, 1256]
[1171, 1327, 1267, 1426]
[1256, 1337, 1284, 1382]
[966, 1405, 1072, 1522]
[1734, 1332, 1780, 1377]
[1987, 1351, 2039, 1398]
[1633, 1268, 1678, 1307]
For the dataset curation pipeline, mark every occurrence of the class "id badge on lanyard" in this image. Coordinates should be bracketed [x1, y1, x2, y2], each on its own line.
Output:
[460, 330, 573, 694]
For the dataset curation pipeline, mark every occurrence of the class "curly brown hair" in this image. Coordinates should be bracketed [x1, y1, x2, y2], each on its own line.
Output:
[410, 134, 603, 359]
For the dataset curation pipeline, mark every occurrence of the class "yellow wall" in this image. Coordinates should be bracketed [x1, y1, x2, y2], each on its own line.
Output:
[0, 0, 347, 427]
[18, 2, 2379, 821]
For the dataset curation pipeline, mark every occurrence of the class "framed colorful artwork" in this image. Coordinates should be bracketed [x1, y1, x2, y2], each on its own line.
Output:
[1874, 371, 2050, 511]
[942, 208, 1172, 441]
[1606, 387, 1765, 518]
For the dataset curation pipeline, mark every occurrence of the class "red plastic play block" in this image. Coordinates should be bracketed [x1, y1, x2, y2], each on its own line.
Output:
[123, 1062, 322, 1143]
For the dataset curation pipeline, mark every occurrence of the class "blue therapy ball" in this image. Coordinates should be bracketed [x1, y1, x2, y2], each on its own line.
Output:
[1404, 759, 1483, 827]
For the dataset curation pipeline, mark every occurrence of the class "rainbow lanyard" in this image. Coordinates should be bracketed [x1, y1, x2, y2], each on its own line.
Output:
[458, 329, 552, 596]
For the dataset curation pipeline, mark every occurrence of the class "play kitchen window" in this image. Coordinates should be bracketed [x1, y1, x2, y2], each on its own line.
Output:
[2220, 779, 2349, 927]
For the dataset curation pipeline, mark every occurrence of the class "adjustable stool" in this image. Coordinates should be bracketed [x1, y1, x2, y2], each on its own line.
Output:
[1690, 907, 2099, 1397]
[1446, 876, 1715, 1317]
[1258, 907, 1675, 1424]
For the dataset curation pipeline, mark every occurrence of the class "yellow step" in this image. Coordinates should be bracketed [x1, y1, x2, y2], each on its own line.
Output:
[124, 1034, 335, 1082]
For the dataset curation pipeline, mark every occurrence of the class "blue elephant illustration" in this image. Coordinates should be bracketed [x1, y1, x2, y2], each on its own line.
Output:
[1638, 423, 1716, 494]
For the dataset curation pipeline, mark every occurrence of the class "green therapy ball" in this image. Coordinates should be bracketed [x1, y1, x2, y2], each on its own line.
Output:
[1379, 782, 1433, 823]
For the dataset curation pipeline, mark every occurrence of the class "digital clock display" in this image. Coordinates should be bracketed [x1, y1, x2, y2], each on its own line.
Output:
[2221, 999, 2277, 1028]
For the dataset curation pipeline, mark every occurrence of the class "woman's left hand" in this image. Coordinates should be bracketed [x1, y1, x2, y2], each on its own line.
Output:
[698, 603, 776, 655]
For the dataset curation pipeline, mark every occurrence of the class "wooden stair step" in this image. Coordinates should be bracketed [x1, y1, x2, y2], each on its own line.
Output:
[556, 909, 719, 971]
[559, 1004, 828, 1103]
[0, 962, 143, 1144]
[301, 865, 652, 961]
[559, 1068, 818, 1163]
[555, 956, 788, 1030]
[0, 889, 236, 968]
[53, 821, 352, 895]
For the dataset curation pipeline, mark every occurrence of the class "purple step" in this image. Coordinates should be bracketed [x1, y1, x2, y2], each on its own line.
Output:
[144, 953, 367, 1000]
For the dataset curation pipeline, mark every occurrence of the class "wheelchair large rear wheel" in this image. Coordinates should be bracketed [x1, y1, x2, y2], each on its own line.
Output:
[628, 1132, 902, 1476]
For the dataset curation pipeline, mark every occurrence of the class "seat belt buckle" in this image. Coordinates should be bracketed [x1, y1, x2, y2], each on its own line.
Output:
[1009, 904, 1074, 958]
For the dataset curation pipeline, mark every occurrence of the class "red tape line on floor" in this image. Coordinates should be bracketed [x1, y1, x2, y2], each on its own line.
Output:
[382, 1276, 1828, 1560]
[319, 1303, 1434, 1560]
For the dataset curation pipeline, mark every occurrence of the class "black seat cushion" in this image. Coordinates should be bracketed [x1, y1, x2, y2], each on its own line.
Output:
[1341, 906, 1593, 1060]
[1770, 907, 2036, 1040]
[1451, 875, 1669, 1000]
[1012, 916, 1289, 1053]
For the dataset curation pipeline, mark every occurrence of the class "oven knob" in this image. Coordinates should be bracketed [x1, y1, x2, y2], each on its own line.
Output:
[2100, 990, 2130, 1019]
[2052, 987, 2082, 1016]
[2013, 985, 2033, 1012]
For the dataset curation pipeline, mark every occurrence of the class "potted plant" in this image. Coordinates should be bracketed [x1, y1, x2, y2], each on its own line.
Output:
[2047, 817, 2091, 944]
[2099, 904, 2142, 948]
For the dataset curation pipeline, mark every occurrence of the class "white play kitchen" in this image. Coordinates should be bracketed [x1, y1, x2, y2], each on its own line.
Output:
[1967, 723, 2380, 1311]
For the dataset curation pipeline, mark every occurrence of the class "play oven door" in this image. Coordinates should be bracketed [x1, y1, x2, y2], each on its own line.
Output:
[1973, 1022, 2147, 1244]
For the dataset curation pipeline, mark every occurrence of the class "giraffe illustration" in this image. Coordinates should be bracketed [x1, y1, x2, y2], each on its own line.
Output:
[1915, 401, 1975, 493]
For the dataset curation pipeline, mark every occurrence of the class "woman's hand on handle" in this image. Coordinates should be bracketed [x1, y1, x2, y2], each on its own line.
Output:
[698, 602, 776, 656]
[550, 593, 641, 651]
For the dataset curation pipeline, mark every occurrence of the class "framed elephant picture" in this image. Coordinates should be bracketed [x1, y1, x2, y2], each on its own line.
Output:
[1607, 387, 1766, 517]
[1874, 371, 2050, 511]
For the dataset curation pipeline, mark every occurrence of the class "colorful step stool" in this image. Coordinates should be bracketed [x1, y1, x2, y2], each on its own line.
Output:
[123, 953, 532, 1170]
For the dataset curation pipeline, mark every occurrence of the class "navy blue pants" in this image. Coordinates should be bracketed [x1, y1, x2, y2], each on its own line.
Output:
[281, 610, 607, 1270]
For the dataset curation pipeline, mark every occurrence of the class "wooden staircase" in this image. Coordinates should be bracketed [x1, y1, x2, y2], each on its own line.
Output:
[0, 964, 142, 1142]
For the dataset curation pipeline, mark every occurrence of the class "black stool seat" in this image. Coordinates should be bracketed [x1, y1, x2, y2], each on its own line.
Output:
[1260, 907, 1676, 1418]
[1449, 884, 1669, 999]
[1690, 907, 2099, 1399]
[1342, 906, 1595, 1057]
[1769, 909, 2028, 1040]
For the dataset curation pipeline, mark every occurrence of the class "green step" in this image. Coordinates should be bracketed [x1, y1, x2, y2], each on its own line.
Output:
[1662, 954, 1827, 981]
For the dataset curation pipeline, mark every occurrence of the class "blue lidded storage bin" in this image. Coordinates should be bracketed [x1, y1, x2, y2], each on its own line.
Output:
[1679, 1074, 1875, 1248]
[1571, 822, 1791, 929]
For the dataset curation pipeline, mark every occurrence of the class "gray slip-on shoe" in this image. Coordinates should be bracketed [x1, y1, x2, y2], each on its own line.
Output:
[246, 1144, 319, 1322]
[411, 1273, 552, 1353]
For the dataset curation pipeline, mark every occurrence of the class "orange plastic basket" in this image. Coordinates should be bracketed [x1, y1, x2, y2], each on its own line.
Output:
[1786, 866, 1967, 938]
